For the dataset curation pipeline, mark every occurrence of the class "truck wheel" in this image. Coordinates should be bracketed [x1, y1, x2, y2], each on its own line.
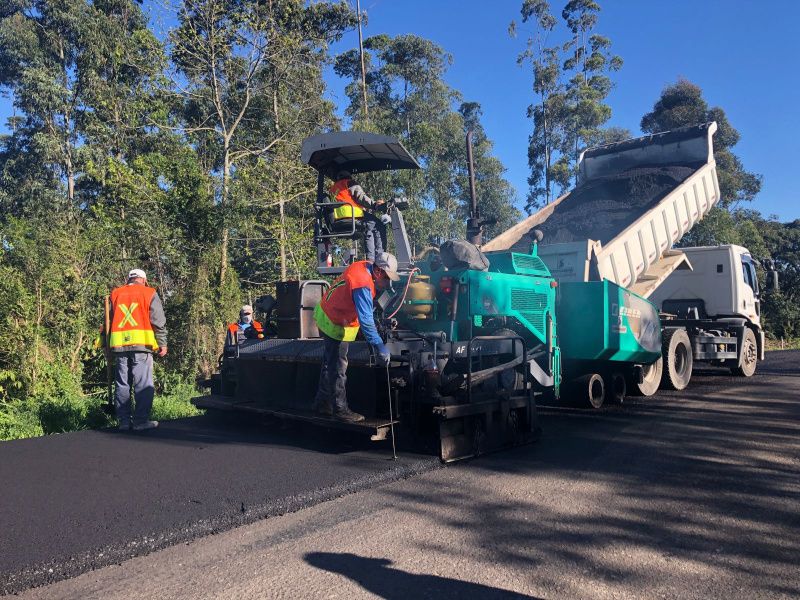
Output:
[607, 372, 627, 404]
[731, 328, 758, 377]
[571, 373, 605, 409]
[630, 358, 662, 397]
[661, 328, 693, 390]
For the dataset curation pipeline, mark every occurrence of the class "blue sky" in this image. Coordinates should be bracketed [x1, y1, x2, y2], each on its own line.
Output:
[2, 0, 797, 221]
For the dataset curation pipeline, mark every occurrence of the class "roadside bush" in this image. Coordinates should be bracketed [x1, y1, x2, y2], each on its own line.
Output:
[0, 400, 44, 440]
[150, 367, 202, 421]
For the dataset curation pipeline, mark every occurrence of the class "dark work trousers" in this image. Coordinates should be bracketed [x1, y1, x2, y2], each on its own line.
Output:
[114, 351, 155, 426]
[315, 333, 350, 411]
[362, 213, 387, 261]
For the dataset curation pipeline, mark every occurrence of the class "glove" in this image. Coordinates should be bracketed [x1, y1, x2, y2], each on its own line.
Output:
[374, 343, 391, 367]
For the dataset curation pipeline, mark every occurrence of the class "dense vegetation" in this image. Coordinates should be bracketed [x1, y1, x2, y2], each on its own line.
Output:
[0, 1, 796, 440]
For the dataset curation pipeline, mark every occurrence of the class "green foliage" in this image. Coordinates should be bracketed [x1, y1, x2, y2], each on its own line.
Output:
[0, 1, 521, 441]
[515, 0, 622, 211]
[335, 33, 519, 248]
[641, 80, 762, 208]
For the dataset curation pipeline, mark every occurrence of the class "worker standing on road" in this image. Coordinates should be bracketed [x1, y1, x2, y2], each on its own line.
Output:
[312, 252, 399, 422]
[225, 305, 265, 346]
[330, 169, 387, 262]
[108, 269, 167, 431]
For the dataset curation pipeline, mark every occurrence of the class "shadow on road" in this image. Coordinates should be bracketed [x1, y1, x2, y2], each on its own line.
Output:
[304, 552, 540, 599]
[375, 353, 800, 596]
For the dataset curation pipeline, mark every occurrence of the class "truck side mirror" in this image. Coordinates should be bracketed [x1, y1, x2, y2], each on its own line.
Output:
[766, 270, 779, 292]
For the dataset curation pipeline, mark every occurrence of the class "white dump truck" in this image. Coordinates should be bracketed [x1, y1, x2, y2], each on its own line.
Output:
[485, 122, 768, 400]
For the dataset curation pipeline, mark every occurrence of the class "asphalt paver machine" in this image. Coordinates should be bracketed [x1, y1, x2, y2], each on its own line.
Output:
[195, 131, 564, 461]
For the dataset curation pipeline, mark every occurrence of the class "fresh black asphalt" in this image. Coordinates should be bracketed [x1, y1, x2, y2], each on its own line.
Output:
[0, 413, 439, 595]
[2, 351, 798, 596]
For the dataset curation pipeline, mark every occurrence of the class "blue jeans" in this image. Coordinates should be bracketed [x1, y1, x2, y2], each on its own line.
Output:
[114, 351, 155, 426]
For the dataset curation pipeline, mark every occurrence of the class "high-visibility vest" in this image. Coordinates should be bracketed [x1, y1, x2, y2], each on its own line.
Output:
[226, 321, 264, 344]
[109, 283, 159, 350]
[315, 261, 375, 342]
[329, 179, 364, 221]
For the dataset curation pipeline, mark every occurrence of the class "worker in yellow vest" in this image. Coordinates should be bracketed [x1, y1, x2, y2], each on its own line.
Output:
[329, 169, 387, 262]
[312, 252, 399, 422]
[108, 268, 168, 431]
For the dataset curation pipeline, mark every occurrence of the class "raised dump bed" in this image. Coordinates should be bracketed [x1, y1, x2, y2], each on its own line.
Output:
[484, 123, 721, 297]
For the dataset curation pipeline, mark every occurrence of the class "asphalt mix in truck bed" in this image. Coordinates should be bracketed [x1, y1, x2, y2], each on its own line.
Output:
[0, 414, 439, 595]
[511, 164, 698, 251]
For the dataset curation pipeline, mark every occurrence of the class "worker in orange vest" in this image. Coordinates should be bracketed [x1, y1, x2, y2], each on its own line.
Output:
[226, 305, 265, 346]
[108, 268, 167, 431]
[312, 252, 399, 422]
[329, 169, 387, 262]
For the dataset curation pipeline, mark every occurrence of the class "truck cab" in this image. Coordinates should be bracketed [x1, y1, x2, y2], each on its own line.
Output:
[649, 245, 762, 327]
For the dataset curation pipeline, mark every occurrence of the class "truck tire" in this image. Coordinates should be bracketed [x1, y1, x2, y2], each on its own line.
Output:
[661, 328, 693, 391]
[731, 327, 758, 377]
[607, 372, 627, 404]
[570, 373, 605, 409]
[629, 358, 662, 397]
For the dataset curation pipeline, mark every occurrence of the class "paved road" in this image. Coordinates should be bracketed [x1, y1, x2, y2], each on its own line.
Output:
[0, 413, 437, 595]
[6, 351, 800, 598]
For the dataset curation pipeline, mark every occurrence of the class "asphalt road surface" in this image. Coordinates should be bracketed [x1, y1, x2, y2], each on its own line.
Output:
[4, 351, 800, 598]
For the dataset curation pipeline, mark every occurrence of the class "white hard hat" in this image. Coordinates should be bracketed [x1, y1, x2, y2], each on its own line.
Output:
[374, 252, 400, 281]
[128, 268, 147, 281]
[240, 305, 253, 315]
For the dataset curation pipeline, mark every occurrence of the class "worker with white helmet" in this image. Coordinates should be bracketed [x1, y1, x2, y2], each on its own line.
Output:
[312, 252, 398, 422]
[226, 304, 265, 345]
[107, 268, 168, 431]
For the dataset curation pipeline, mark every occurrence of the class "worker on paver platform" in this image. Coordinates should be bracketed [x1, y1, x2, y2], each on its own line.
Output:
[108, 269, 167, 431]
[329, 169, 388, 262]
[312, 252, 398, 422]
[226, 305, 265, 346]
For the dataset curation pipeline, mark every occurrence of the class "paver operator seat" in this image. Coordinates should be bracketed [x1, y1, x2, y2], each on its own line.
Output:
[301, 131, 420, 276]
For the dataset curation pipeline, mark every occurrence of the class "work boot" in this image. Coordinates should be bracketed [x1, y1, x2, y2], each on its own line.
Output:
[312, 399, 333, 416]
[118, 421, 131, 431]
[132, 420, 159, 431]
[333, 407, 365, 423]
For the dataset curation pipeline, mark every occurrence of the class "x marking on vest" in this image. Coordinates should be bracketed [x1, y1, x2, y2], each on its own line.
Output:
[118, 303, 139, 327]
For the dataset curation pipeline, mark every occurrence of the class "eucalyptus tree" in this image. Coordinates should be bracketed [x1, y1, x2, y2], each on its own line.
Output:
[558, 0, 622, 187]
[335, 34, 518, 247]
[513, 0, 564, 209]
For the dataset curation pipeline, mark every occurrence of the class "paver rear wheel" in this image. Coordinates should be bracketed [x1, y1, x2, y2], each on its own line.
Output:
[661, 328, 693, 391]
[607, 372, 627, 404]
[569, 373, 605, 409]
[629, 358, 662, 397]
[731, 328, 758, 377]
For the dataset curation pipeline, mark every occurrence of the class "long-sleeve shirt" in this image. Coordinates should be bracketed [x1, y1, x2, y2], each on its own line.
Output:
[349, 182, 377, 209]
[351, 264, 383, 346]
[149, 293, 168, 348]
[110, 285, 167, 353]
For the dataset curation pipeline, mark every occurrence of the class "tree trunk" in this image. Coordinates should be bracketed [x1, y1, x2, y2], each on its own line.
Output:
[220, 146, 231, 287]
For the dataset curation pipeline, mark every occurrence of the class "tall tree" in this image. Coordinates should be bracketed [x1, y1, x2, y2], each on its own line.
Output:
[558, 0, 622, 188]
[0, 0, 89, 210]
[335, 33, 518, 248]
[641, 79, 762, 209]
[514, 0, 564, 210]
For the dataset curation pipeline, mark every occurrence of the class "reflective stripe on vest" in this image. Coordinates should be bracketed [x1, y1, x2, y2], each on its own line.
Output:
[329, 179, 364, 221]
[314, 303, 360, 342]
[314, 261, 375, 342]
[109, 284, 159, 350]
